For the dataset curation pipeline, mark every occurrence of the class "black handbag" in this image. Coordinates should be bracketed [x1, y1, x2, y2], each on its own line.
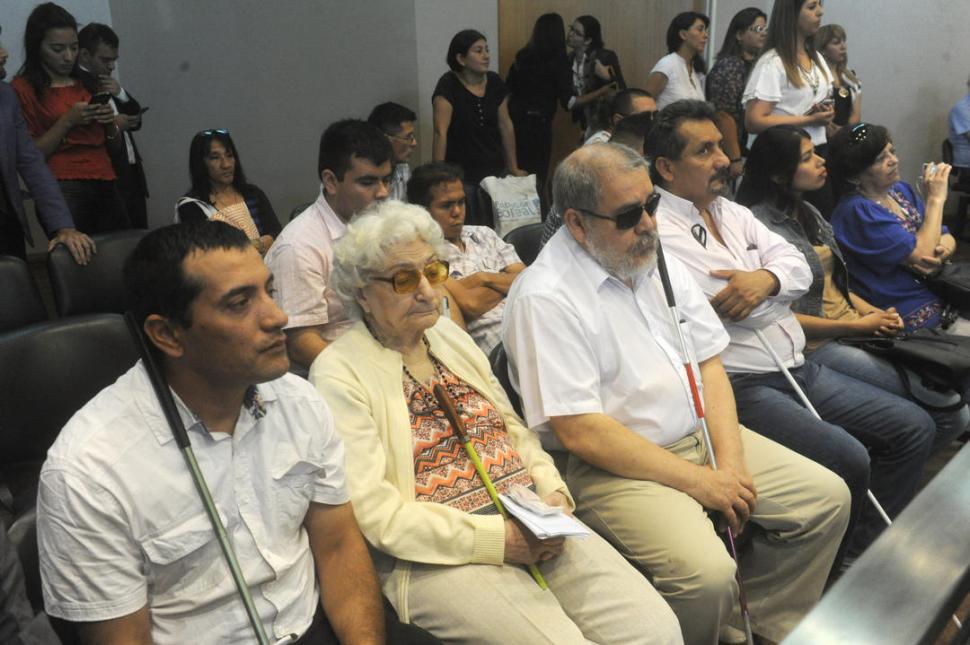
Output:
[921, 261, 970, 318]
[838, 328, 970, 411]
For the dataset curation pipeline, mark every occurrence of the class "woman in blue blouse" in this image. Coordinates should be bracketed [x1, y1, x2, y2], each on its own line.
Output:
[740, 124, 967, 452]
[828, 123, 963, 332]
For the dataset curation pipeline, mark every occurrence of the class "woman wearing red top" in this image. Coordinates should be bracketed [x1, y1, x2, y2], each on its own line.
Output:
[12, 2, 129, 233]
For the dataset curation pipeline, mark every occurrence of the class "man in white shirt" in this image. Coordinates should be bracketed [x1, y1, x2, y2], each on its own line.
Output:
[264, 120, 393, 370]
[36, 221, 386, 644]
[502, 142, 850, 645]
[649, 99, 936, 562]
[408, 161, 524, 355]
[368, 102, 417, 202]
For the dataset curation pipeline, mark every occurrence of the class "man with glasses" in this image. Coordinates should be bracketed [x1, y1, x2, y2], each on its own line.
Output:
[264, 120, 392, 371]
[651, 100, 936, 569]
[368, 102, 417, 202]
[408, 161, 524, 355]
[502, 141, 850, 645]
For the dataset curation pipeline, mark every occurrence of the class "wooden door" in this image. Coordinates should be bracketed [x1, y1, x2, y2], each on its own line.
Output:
[498, 0, 705, 194]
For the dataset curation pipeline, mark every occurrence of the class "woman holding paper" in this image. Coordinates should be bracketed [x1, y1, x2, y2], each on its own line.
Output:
[310, 201, 681, 645]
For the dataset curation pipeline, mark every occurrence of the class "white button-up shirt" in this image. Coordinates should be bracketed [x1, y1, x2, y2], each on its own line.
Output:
[264, 194, 351, 341]
[502, 227, 729, 450]
[655, 187, 812, 374]
[38, 363, 349, 644]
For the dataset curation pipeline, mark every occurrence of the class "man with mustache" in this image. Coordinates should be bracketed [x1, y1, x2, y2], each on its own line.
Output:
[651, 100, 936, 567]
[502, 141, 850, 645]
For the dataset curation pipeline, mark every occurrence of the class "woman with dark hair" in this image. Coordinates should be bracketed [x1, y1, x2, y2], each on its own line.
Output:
[175, 129, 281, 255]
[740, 124, 967, 452]
[647, 12, 710, 110]
[706, 7, 767, 178]
[432, 29, 524, 214]
[506, 13, 572, 207]
[744, 0, 835, 216]
[828, 123, 967, 334]
[566, 15, 625, 133]
[12, 2, 129, 233]
[743, 0, 833, 148]
[816, 24, 861, 131]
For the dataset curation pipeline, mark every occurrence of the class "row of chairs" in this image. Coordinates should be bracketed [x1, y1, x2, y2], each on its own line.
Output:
[2, 229, 147, 334]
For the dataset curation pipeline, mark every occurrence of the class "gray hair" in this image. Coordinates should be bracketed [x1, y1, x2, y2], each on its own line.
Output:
[552, 143, 650, 215]
[330, 200, 451, 320]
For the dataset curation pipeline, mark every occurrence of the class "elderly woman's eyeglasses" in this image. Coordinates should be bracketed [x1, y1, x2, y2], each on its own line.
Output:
[578, 192, 661, 230]
[199, 128, 229, 137]
[848, 123, 870, 146]
[370, 260, 450, 294]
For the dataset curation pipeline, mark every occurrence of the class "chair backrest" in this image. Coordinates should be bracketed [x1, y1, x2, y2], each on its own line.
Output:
[503, 222, 545, 266]
[0, 255, 47, 333]
[46, 229, 147, 317]
[942, 137, 954, 164]
[289, 201, 314, 222]
[488, 342, 523, 418]
[0, 313, 139, 469]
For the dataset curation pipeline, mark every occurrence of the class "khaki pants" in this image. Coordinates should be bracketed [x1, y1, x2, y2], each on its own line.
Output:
[383, 526, 683, 644]
[564, 427, 850, 645]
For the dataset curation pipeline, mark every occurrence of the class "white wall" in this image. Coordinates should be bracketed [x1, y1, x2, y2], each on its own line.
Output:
[413, 0, 499, 165]
[821, 0, 970, 192]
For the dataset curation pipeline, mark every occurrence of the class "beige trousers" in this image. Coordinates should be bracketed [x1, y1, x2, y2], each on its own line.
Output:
[564, 427, 851, 645]
[382, 526, 684, 644]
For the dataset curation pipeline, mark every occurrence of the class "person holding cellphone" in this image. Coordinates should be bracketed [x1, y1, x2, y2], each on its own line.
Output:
[743, 0, 835, 216]
[12, 3, 130, 233]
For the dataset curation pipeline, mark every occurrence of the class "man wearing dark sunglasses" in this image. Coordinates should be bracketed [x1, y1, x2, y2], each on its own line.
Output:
[652, 100, 935, 568]
[503, 141, 850, 644]
[265, 119, 393, 371]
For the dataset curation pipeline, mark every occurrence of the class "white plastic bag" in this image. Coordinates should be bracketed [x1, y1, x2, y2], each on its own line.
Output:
[480, 174, 541, 238]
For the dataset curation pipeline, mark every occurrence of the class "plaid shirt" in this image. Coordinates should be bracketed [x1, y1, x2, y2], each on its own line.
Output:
[446, 225, 522, 355]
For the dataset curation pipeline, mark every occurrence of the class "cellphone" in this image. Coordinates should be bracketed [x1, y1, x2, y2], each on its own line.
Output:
[923, 162, 938, 176]
[89, 92, 112, 105]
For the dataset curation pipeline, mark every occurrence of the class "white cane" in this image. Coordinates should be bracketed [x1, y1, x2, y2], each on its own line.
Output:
[752, 328, 964, 630]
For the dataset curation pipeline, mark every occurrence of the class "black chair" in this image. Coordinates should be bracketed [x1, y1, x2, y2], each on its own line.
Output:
[942, 138, 970, 238]
[0, 314, 139, 519]
[289, 201, 314, 222]
[46, 229, 147, 317]
[0, 255, 47, 333]
[488, 342, 523, 418]
[503, 222, 544, 266]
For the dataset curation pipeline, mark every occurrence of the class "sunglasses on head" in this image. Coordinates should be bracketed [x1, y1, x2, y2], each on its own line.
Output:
[199, 128, 229, 137]
[370, 259, 450, 294]
[578, 191, 661, 230]
[848, 123, 870, 146]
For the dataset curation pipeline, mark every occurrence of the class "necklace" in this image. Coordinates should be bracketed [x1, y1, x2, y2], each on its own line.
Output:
[798, 59, 819, 94]
[401, 337, 444, 390]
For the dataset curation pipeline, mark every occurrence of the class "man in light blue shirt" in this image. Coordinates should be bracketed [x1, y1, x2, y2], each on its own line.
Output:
[948, 74, 970, 169]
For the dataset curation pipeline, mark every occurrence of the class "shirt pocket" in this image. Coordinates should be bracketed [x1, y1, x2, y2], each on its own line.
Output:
[140, 512, 227, 596]
[271, 450, 318, 528]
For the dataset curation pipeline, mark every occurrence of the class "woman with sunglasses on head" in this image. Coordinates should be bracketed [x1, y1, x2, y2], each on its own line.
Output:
[815, 24, 861, 134]
[706, 7, 768, 180]
[646, 12, 710, 112]
[12, 2, 129, 233]
[828, 123, 968, 334]
[566, 15, 626, 135]
[740, 125, 967, 453]
[309, 200, 681, 645]
[175, 129, 281, 256]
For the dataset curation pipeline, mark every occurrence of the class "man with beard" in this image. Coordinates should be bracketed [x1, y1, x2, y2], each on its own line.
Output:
[502, 142, 850, 645]
[650, 100, 936, 567]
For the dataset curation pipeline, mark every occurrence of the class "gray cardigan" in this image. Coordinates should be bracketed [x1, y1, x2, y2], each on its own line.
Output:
[750, 200, 852, 317]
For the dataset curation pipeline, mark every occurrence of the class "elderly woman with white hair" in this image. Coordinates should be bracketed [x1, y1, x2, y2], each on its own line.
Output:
[309, 200, 682, 645]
